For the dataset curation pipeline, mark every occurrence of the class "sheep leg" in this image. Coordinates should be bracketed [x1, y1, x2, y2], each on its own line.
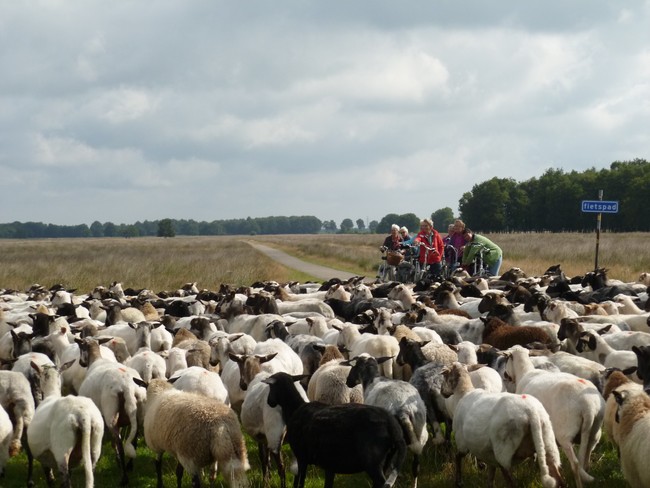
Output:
[109, 425, 128, 486]
[271, 449, 286, 488]
[23, 430, 34, 488]
[411, 454, 420, 488]
[191, 473, 201, 488]
[293, 462, 307, 488]
[323, 471, 335, 488]
[558, 440, 583, 488]
[486, 465, 496, 488]
[499, 467, 516, 488]
[175, 462, 184, 488]
[154, 453, 164, 488]
[41, 465, 55, 488]
[257, 441, 270, 486]
[58, 459, 71, 488]
[455, 451, 466, 488]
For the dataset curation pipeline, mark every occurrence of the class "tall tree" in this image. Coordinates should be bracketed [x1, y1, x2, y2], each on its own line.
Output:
[157, 219, 175, 237]
[356, 219, 366, 231]
[431, 208, 455, 231]
[340, 218, 354, 233]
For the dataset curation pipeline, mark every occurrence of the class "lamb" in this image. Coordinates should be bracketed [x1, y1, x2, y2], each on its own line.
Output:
[345, 354, 428, 488]
[504, 345, 605, 488]
[263, 371, 407, 488]
[76, 337, 142, 486]
[611, 388, 650, 487]
[441, 362, 564, 488]
[27, 361, 104, 488]
[140, 378, 250, 488]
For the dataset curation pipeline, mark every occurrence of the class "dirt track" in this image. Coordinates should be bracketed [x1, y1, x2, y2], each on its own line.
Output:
[246, 241, 361, 282]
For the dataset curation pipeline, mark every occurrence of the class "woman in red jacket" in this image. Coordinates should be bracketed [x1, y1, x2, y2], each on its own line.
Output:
[413, 218, 444, 279]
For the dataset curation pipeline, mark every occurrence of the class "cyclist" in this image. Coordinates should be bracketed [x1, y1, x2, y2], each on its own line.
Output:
[378, 224, 404, 280]
[443, 219, 466, 272]
[460, 228, 503, 276]
[413, 218, 444, 280]
[380, 224, 404, 252]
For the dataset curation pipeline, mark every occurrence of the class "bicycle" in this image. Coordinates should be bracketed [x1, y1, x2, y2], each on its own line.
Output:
[412, 242, 441, 282]
[466, 243, 492, 278]
[377, 247, 402, 282]
[440, 245, 459, 281]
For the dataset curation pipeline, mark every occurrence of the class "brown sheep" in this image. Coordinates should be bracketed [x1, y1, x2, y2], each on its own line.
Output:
[481, 317, 552, 350]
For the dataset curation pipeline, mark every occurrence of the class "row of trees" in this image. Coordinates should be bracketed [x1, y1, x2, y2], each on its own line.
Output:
[458, 159, 649, 232]
[1, 159, 646, 238]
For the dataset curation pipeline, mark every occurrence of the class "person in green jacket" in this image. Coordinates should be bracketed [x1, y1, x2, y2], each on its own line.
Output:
[461, 228, 503, 276]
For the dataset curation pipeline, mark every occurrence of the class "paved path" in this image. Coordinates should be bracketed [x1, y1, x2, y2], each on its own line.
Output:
[245, 241, 361, 282]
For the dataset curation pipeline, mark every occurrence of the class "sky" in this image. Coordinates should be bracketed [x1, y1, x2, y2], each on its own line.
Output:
[1, 1, 649, 227]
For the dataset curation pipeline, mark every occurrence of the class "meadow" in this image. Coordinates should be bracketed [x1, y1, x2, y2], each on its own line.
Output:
[0, 232, 647, 487]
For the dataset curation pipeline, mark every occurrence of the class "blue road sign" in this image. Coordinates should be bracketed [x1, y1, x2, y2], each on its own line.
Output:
[581, 200, 619, 213]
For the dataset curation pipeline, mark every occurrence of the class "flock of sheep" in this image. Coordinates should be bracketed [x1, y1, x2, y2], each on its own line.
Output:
[0, 266, 649, 488]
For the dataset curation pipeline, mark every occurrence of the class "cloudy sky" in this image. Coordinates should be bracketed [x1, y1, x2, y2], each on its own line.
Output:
[1, 1, 649, 227]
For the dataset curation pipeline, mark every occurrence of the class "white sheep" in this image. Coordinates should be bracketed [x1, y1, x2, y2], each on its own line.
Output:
[576, 329, 639, 380]
[441, 361, 563, 488]
[168, 366, 229, 405]
[612, 389, 650, 487]
[76, 337, 143, 486]
[27, 361, 104, 488]
[0, 404, 12, 477]
[504, 345, 605, 488]
[334, 322, 399, 378]
[161, 347, 188, 378]
[141, 378, 250, 488]
[125, 348, 167, 383]
[0, 370, 35, 460]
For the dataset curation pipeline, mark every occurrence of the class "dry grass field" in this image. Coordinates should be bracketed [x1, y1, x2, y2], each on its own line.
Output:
[0, 232, 646, 487]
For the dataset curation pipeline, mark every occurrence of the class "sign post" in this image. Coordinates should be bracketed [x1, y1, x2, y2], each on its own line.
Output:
[581, 192, 619, 271]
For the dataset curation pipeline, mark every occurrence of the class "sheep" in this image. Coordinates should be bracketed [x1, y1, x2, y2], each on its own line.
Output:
[0, 369, 35, 480]
[611, 389, 650, 487]
[125, 348, 167, 383]
[76, 337, 142, 486]
[140, 378, 250, 488]
[162, 347, 189, 378]
[441, 362, 564, 488]
[307, 345, 364, 405]
[481, 316, 553, 350]
[345, 354, 428, 488]
[334, 322, 400, 378]
[504, 345, 605, 488]
[527, 348, 605, 392]
[0, 404, 12, 477]
[600, 367, 641, 447]
[395, 337, 455, 445]
[168, 366, 229, 404]
[575, 329, 639, 380]
[11, 351, 55, 406]
[263, 371, 407, 488]
[237, 351, 309, 488]
[27, 361, 104, 488]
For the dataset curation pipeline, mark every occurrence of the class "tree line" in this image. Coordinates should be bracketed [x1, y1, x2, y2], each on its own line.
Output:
[458, 159, 649, 232]
[1, 159, 646, 238]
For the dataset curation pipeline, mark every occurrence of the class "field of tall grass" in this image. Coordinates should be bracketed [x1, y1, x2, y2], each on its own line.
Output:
[0, 233, 646, 487]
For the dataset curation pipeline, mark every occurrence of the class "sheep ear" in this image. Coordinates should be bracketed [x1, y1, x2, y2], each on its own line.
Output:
[74, 336, 83, 345]
[133, 377, 148, 388]
[479, 317, 487, 324]
[258, 353, 278, 364]
[97, 336, 114, 345]
[447, 344, 458, 352]
[613, 389, 627, 407]
[312, 344, 326, 353]
[597, 324, 612, 335]
[622, 366, 638, 377]
[291, 374, 309, 383]
[229, 333, 244, 342]
[331, 324, 342, 331]
[59, 359, 76, 373]
[167, 376, 179, 385]
[376, 356, 393, 365]
[588, 333, 597, 350]
[30, 361, 42, 374]
[229, 353, 245, 364]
